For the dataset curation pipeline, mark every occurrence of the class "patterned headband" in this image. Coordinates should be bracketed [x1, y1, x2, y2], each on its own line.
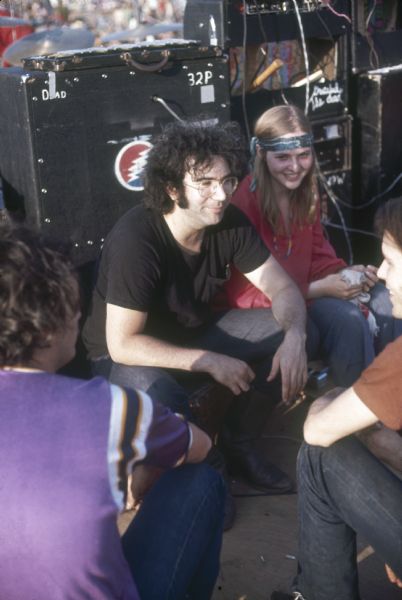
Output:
[249, 133, 314, 192]
[250, 134, 314, 154]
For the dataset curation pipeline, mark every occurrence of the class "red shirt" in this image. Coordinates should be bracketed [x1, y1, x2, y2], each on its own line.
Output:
[0, 9, 33, 60]
[222, 174, 346, 308]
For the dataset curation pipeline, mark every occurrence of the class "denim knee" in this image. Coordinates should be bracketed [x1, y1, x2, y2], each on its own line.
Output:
[337, 301, 367, 331]
[185, 463, 226, 511]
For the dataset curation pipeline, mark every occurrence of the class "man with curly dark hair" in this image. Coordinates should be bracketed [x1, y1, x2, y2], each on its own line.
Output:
[0, 225, 225, 600]
[83, 120, 309, 527]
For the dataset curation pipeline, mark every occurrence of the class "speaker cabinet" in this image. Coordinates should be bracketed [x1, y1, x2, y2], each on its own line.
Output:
[184, 0, 227, 47]
[0, 41, 230, 264]
[356, 69, 402, 212]
[351, 0, 402, 73]
[313, 115, 353, 264]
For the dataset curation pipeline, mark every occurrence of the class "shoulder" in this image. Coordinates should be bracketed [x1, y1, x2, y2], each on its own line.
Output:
[231, 175, 264, 226]
[109, 205, 157, 239]
[103, 205, 164, 259]
[220, 203, 255, 229]
[53, 373, 113, 397]
[27, 373, 115, 408]
[353, 336, 402, 430]
[56, 375, 146, 416]
[231, 175, 257, 209]
[211, 204, 259, 246]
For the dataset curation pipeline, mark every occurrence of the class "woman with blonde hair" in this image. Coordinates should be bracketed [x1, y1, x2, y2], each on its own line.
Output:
[223, 104, 400, 386]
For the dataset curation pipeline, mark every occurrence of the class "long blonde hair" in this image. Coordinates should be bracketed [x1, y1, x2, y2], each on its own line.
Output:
[253, 104, 317, 231]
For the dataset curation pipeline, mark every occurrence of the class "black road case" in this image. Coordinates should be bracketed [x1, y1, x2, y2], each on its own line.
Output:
[0, 40, 230, 264]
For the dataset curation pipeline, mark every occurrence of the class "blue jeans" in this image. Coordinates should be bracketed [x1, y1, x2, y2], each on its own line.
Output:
[122, 463, 225, 600]
[295, 437, 402, 600]
[307, 283, 402, 386]
[93, 308, 316, 437]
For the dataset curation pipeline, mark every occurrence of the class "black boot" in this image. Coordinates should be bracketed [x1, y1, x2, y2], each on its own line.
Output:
[220, 386, 294, 494]
[221, 436, 294, 493]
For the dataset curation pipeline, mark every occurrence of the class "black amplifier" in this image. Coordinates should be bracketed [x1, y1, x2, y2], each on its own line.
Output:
[231, 78, 348, 138]
[351, 0, 402, 73]
[0, 40, 230, 264]
[314, 115, 353, 264]
[312, 114, 351, 175]
[356, 69, 402, 216]
[319, 169, 353, 264]
[184, 0, 350, 47]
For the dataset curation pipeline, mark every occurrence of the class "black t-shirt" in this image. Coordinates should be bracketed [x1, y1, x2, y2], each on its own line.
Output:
[83, 204, 270, 358]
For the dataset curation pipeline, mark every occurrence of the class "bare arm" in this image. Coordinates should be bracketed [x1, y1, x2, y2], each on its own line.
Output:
[186, 422, 212, 462]
[245, 255, 308, 403]
[107, 303, 207, 370]
[106, 303, 255, 395]
[304, 386, 378, 447]
[129, 422, 211, 503]
[307, 274, 363, 300]
[307, 264, 378, 300]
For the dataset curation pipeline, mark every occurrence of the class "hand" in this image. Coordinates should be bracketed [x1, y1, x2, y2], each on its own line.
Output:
[319, 273, 364, 300]
[385, 564, 402, 588]
[350, 264, 378, 290]
[197, 352, 255, 395]
[267, 329, 308, 404]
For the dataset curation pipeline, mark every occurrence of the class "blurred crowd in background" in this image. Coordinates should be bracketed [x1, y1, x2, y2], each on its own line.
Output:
[3, 0, 185, 38]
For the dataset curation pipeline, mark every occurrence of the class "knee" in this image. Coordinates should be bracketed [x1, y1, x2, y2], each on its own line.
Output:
[330, 303, 372, 348]
[298, 438, 361, 478]
[178, 463, 225, 501]
[340, 302, 367, 329]
[297, 441, 322, 472]
[194, 463, 226, 499]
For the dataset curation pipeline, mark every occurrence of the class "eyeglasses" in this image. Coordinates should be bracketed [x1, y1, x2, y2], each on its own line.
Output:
[183, 176, 239, 198]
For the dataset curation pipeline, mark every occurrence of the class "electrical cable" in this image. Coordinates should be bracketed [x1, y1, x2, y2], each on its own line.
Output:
[365, 0, 378, 30]
[353, 171, 402, 209]
[230, 50, 240, 93]
[324, 222, 380, 239]
[317, 170, 402, 212]
[240, 1, 268, 92]
[322, 0, 351, 24]
[291, 0, 310, 114]
[252, 0, 269, 45]
[241, 0, 251, 142]
[363, 0, 380, 69]
[315, 3, 336, 40]
[315, 159, 353, 263]
[151, 96, 183, 121]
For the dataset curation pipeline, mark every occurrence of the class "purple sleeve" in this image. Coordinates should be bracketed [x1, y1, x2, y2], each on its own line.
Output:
[107, 385, 191, 508]
[142, 399, 191, 468]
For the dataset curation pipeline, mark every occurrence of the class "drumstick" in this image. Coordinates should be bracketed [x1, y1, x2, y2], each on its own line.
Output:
[248, 58, 284, 92]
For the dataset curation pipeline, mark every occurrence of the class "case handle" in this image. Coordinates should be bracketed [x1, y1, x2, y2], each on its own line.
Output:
[120, 49, 170, 72]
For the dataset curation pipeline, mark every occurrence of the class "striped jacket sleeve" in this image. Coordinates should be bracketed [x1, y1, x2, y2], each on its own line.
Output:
[107, 384, 190, 508]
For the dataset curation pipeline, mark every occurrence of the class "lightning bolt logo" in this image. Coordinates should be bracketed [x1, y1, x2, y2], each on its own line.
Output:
[127, 147, 150, 184]
[114, 140, 153, 192]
